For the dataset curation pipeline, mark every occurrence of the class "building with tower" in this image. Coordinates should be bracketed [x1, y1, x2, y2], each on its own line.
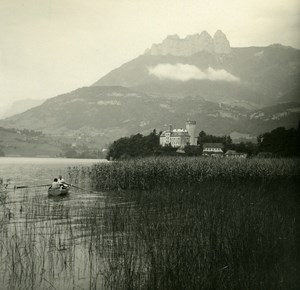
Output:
[160, 121, 198, 148]
[185, 120, 197, 145]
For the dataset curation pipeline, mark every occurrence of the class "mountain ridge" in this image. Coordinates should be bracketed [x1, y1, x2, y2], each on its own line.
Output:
[145, 30, 231, 56]
[0, 86, 299, 147]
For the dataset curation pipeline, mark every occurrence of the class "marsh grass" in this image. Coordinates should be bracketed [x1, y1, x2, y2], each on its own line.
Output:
[90, 157, 300, 191]
[0, 184, 108, 289]
[89, 157, 300, 289]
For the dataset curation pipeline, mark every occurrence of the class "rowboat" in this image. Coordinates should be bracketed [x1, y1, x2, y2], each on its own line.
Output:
[48, 186, 70, 197]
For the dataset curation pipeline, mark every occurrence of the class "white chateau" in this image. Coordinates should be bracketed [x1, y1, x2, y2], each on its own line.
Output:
[160, 121, 197, 148]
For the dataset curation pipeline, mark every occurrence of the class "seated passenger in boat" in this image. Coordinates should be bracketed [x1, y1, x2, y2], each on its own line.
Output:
[58, 175, 67, 188]
[51, 178, 60, 189]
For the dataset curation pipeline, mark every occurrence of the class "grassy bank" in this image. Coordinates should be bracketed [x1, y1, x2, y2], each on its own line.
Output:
[88, 157, 300, 289]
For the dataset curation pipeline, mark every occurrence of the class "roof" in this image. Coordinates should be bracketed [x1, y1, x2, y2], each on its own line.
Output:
[160, 129, 190, 137]
[176, 148, 185, 154]
[171, 132, 190, 137]
[160, 130, 170, 137]
[225, 150, 237, 155]
[225, 150, 247, 156]
[203, 143, 224, 149]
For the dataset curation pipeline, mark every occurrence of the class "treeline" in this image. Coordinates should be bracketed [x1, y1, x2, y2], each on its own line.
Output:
[257, 126, 300, 157]
[197, 125, 299, 157]
[60, 144, 106, 159]
[107, 130, 164, 160]
[198, 131, 232, 147]
[0, 126, 43, 137]
[0, 146, 4, 157]
[196, 130, 257, 156]
[106, 124, 300, 160]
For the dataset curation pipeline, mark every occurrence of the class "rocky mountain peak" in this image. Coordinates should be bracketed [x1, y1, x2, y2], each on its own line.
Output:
[145, 30, 231, 56]
[213, 30, 231, 54]
[165, 34, 180, 40]
[199, 30, 212, 40]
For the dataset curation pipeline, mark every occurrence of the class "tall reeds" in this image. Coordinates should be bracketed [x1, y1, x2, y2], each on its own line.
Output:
[1, 157, 299, 289]
[0, 187, 107, 289]
[89, 157, 300, 191]
[88, 157, 300, 289]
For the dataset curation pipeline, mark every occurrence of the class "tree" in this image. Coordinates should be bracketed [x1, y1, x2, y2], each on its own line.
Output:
[64, 148, 78, 158]
[184, 145, 202, 156]
[199, 131, 206, 138]
[197, 130, 232, 150]
[197, 130, 259, 155]
[257, 126, 299, 157]
[106, 130, 161, 160]
[228, 142, 257, 156]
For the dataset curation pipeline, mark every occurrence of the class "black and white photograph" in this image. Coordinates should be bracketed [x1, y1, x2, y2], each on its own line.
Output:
[0, 0, 299, 289]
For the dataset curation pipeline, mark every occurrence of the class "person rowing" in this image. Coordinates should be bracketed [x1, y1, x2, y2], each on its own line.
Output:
[51, 178, 60, 189]
[58, 175, 68, 189]
[48, 177, 70, 196]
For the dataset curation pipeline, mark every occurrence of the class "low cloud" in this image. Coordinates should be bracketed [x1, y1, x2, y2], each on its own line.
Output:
[148, 63, 240, 82]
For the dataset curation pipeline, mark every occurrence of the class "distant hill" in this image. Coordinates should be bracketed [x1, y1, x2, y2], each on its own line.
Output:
[0, 86, 299, 147]
[0, 127, 61, 157]
[0, 126, 105, 158]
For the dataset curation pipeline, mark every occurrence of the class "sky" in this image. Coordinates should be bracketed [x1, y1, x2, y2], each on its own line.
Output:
[0, 0, 299, 110]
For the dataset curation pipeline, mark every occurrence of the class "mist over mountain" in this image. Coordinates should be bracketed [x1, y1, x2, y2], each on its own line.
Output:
[93, 32, 300, 107]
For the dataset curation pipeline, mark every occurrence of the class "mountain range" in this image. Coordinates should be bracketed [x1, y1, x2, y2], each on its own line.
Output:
[0, 31, 299, 148]
[0, 86, 299, 147]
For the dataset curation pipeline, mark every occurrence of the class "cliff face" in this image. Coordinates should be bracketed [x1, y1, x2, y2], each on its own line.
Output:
[145, 30, 231, 56]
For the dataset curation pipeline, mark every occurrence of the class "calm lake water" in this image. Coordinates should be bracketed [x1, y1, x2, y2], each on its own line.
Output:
[0, 157, 111, 290]
[0, 157, 104, 186]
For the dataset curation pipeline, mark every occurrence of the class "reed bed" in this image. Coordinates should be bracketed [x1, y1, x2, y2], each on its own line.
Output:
[0, 185, 108, 289]
[87, 157, 300, 289]
[89, 157, 300, 191]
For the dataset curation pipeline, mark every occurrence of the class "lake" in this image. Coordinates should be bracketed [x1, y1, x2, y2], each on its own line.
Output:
[1, 157, 298, 289]
[0, 157, 111, 290]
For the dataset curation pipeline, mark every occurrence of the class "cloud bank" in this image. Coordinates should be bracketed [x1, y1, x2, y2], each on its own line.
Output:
[148, 63, 240, 82]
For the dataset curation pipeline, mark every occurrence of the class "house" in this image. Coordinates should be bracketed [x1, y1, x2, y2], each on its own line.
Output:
[225, 150, 247, 158]
[202, 143, 224, 157]
[160, 121, 197, 148]
[160, 128, 190, 148]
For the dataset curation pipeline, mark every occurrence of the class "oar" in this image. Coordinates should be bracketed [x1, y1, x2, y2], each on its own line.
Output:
[64, 183, 101, 194]
[15, 184, 51, 189]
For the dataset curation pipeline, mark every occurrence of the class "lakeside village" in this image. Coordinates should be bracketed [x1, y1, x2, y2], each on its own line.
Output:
[160, 121, 246, 158]
[107, 120, 300, 160]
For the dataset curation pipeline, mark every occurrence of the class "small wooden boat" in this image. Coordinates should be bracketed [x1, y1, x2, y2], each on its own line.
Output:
[48, 186, 70, 197]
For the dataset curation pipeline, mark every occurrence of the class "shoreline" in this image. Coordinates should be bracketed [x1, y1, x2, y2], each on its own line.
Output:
[0, 156, 107, 164]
